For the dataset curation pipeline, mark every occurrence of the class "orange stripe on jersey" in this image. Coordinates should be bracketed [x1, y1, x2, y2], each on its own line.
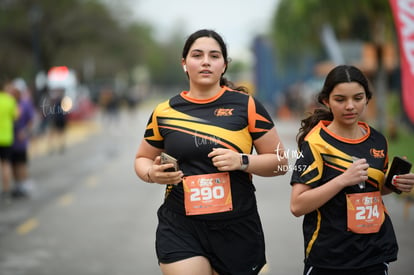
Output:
[247, 96, 271, 133]
[320, 120, 370, 144]
[180, 86, 227, 104]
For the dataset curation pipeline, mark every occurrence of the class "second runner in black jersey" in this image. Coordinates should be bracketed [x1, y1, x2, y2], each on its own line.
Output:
[291, 120, 398, 269]
[290, 65, 414, 275]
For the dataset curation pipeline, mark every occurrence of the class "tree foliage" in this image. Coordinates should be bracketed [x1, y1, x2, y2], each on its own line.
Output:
[270, 0, 396, 68]
[0, 0, 185, 88]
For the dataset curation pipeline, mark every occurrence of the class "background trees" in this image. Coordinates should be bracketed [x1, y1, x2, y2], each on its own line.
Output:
[269, 0, 403, 131]
[0, 0, 188, 91]
[270, 0, 395, 70]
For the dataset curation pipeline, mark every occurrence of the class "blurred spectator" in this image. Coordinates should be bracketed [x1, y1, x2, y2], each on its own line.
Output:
[9, 79, 36, 198]
[0, 80, 19, 201]
[291, 82, 307, 116]
[99, 87, 120, 124]
[98, 87, 121, 155]
[47, 88, 68, 154]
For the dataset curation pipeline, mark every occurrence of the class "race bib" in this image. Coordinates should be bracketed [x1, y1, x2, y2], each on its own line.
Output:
[182, 172, 233, 216]
[346, 191, 385, 234]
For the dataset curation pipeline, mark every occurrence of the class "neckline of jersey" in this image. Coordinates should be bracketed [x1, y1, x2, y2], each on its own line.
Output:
[320, 120, 371, 144]
[180, 86, 228, 104]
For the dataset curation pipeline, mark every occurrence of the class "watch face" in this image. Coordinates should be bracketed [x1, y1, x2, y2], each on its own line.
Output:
[242, 154, 249, 165]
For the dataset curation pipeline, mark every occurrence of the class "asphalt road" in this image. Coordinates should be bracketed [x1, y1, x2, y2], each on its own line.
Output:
[0, 105, 413, 275]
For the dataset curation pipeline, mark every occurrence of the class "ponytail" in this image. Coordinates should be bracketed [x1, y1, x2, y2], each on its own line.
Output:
[296, 108, 333, 148]
[220, 76, 248, 93]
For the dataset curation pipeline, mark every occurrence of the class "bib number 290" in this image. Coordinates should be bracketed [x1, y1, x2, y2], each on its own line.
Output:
[190, 186, 225, 201]
[183, 172, 233, 215]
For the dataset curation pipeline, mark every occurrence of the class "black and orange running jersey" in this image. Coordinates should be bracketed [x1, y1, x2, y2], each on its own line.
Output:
[144, 86, 275, 220]
[290, 120, 398, 269]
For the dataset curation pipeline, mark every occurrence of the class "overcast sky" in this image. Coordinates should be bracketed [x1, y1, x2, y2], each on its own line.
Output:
[132, 0, 280, 61]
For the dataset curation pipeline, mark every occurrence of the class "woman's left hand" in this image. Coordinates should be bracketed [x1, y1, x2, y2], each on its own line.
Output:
[393, 173, 414, 193]
[208, 148, 242, 171]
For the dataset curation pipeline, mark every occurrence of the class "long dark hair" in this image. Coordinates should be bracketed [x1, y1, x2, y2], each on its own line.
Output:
[296, 65, 373, 148]
[182, 29, 247, 92]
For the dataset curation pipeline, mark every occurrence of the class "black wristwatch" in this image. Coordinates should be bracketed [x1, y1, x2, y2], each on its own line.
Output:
[240, 154, 249, 170]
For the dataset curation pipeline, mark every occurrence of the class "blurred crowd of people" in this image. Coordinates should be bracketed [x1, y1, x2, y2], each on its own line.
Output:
[0, 75, 146, 203]
[1, 78, 36, 202]
[0, 77, 71, 203]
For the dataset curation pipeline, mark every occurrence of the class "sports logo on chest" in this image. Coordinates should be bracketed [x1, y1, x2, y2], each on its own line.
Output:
[370, 148, 385, 159]
[214, 108, 234, 116]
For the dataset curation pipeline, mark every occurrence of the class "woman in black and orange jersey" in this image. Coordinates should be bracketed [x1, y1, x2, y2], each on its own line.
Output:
[134, 29, 288, 275]
[290, 65, 414, 275]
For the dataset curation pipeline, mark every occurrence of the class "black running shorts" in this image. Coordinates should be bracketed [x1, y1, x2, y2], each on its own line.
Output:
[304, 262, 390, 275]
[0, 146, 12, 161]
[156, 204, 266, 275]
[11, 150, 28, 164]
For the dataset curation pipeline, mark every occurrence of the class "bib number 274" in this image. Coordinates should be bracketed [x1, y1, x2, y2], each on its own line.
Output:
[355, 205, 380, 220]
[346, 191, 384, 234]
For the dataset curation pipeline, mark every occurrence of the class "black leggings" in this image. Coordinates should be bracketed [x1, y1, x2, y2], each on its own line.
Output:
[304, 262, 389, 275]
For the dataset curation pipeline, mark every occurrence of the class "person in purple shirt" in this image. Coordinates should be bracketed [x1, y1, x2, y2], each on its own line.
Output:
[9, 79, 36, 198]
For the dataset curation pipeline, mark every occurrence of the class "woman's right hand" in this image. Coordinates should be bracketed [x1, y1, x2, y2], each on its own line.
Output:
[341, 158, 369, 187]
[148, 156, 184, 185]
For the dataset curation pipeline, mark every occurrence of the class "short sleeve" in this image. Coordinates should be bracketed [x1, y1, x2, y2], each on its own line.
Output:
[290, 141, 324, 188]
[247, 96, 275, 140]
[143, 107, 164, 149]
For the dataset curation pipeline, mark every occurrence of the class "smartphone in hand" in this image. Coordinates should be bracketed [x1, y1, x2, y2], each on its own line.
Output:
[160, 152, 179, 172]
[385, 156, 412, 194]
